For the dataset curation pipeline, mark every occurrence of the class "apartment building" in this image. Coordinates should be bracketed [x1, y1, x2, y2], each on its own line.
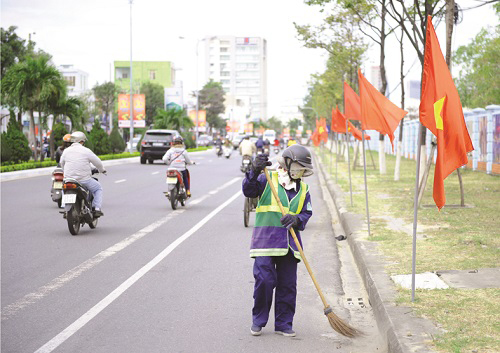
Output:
[204, 36, 267, 124]
[58, 64, 89, 96]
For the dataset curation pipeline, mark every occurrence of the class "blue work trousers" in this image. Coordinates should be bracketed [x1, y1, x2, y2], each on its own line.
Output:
[252, 250, 298, 331]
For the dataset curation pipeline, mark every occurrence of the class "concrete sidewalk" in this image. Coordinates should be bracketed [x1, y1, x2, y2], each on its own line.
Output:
[315, 153, 439, 353]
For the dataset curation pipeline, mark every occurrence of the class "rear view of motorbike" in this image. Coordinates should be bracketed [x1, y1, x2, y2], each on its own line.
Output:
[165, 168, 188, 210]
[241, 155, 252, 173]
[50, 167, 64, 207]
[62, 179, 98, 235]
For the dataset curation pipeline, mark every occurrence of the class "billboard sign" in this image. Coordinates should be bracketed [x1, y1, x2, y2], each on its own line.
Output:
[118, 94, 146, 128]
[188, 110, 207, 127]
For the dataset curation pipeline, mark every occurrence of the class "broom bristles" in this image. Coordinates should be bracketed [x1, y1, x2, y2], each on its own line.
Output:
[324, 306, 362, 338]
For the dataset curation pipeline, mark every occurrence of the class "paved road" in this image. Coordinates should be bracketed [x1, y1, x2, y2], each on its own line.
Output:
[1, 149, 385, 352]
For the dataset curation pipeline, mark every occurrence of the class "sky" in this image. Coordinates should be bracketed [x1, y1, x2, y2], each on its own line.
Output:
[1, 0, 497, 117]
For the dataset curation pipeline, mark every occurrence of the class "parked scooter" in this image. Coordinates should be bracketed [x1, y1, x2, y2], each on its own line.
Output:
[165, 167, 189, 210]
[240, 155, 252, 173]
[62, 169, 103, 235]
[51, 167, 64, 207]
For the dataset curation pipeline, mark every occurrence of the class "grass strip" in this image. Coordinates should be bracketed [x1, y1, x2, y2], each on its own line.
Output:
[316, 145, 500, 352]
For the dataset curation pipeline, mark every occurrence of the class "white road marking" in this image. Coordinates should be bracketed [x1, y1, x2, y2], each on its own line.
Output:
[151, 171, 159, 175]
[34, 190, 242, 353]
[114, 179, 126, 183]
[1, 210, 184, 321]
[2, 177, 242, 321]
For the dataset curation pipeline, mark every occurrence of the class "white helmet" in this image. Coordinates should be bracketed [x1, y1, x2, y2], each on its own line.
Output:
[70, 131, 87, 143]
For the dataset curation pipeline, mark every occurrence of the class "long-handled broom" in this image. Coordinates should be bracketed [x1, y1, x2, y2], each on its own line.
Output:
[263, 168, 360, 338]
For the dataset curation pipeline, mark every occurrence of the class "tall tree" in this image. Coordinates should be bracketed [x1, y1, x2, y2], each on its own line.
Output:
[153, 108, 193, 131]
[93, 82, 118, 133]
[453, 19, 499, 108]
[1, 54, 66, 161]
[140, 82, 165, 127]
[1, 26, 35, 79]
[266, 116, 284, 134]
[198, 80, 226, 131]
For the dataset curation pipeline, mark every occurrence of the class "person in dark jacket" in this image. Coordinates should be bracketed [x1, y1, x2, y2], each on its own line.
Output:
[55, 134, 72, 165]
[242, 145, 314, 338]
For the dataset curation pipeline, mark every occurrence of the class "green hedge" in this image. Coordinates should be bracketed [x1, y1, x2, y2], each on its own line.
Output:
[0, 148, 209, 173]
[1, 152, 140, 173]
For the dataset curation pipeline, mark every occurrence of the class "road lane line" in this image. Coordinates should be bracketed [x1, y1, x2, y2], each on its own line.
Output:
[2, 176, 242, 321]
[1, 210, 184, 322]
[114, 179, 127, 183]
[34, 190, 242, 353]
[151, 171, 159, 175]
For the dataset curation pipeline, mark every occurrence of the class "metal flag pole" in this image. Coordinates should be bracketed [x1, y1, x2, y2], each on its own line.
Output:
[346, 120, 353, 206]
[411, 124, 424, 302]
[361, 130, 371, 237]
[335, 132, 338, 183]
[329, 129, 333, 174]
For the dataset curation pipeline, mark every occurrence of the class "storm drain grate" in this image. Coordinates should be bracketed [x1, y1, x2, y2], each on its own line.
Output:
[345, 297, 370, 308]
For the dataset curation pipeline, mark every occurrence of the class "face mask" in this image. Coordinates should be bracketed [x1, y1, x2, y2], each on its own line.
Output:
[277, 167, 295, 190]
[289, 162, 305, 180]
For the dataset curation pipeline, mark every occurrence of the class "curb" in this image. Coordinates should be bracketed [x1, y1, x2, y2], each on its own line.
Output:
[0, 157, 140, 182]
[315, 153, 439, 353]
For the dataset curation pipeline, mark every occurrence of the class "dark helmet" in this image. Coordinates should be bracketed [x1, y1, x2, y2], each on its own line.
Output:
[279, 144, 314, 178]
[173, 136, 184, 145]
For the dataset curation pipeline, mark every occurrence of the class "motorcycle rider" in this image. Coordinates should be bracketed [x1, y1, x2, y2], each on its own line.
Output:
[60, 131, 106, 217]
[162, 136, 194, 197]
[255, 136, 264, 153]
[239, 135, 256, 157]
[242, 145, 314, 337]
[214, 135, 223, 156]
[55, 134, 72, 164]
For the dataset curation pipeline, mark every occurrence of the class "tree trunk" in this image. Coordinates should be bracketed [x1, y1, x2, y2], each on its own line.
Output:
[395, 23, 405, 181]
[29, 109, 38, 162]
[379, 135, 386, 174]
[49, 115, 57, 160]
[379, 0, 388, 95]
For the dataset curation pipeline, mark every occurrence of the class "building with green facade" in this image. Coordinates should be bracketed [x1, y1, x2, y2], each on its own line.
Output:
[114, 61, 174, 92]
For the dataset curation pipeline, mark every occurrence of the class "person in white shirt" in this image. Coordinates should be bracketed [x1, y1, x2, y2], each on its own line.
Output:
[60, 131, 106, 217]
[162, 136, 194, 197]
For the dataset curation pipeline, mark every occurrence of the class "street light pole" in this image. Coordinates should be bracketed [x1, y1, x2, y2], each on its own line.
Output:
[195, 38, 201, 149]
[128, 0, 134, 152]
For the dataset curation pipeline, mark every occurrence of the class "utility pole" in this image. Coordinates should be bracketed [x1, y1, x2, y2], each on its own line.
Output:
[128, 0, 134, 151]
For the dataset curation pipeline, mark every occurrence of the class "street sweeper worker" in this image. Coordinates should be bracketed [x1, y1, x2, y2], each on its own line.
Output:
[242, 145, 314, 337]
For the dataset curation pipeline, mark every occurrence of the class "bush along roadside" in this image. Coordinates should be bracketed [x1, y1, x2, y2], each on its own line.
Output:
[1, 152, 140, 173]
[1, 147, 211, 173]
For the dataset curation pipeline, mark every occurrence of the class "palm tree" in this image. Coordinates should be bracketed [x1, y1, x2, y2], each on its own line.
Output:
[153, 108, 193, 131]
[48, 96, 84, 157]
[1, 54, 66, 161]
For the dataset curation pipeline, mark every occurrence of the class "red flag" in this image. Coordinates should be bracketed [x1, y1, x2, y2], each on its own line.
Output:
[336, 107, 370, 140]
[331, 106, 346, 133]
[358, 69, 407, 147]
[344, 82, 361, 121]
[319, 118, 329, 142]
[311, 128, 320, 146]
[419, 16, 474, 210]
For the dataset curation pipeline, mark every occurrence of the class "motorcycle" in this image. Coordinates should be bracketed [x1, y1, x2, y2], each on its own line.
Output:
[223, 146, 232, 159]
[165, 168, 189, 210]
[263, 146, 270, 155]
[51, 167, 64, 208]
[273, 146, 280, 155]
[62, 169, 102, 235]
[240, 155, 252, 173]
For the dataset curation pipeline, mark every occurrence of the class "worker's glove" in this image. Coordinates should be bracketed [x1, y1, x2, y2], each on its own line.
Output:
[252, 154, 271, 174]
[281, 214, 299, 230]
